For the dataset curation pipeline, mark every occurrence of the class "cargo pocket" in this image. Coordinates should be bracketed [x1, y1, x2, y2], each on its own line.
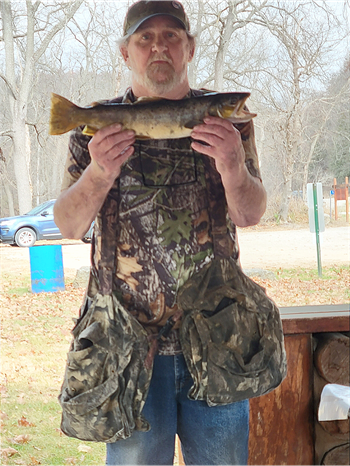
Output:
[182, 296, 277, 405]
[62, 321, 108, 397]
[59, 294, 153, 443]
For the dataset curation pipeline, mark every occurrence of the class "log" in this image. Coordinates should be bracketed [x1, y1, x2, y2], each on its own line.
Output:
[314, 333, 349, 385]
[319, 419, 350, 436]
[322, 443, 350, 465]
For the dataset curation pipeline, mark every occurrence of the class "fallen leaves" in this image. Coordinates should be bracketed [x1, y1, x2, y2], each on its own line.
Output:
[0, 263, 348, 466]
[7, 434, 31, 445]
[18, 416, 35, 427]
[29, 456, 41, 465]
[78, 444, 92, 453]
[1, 447, 19, 458]
[252, 269, 350, 307]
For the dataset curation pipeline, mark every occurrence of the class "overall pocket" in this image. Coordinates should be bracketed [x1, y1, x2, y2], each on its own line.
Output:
[179, 259, 287, 406]
[59, 293, 152, 442]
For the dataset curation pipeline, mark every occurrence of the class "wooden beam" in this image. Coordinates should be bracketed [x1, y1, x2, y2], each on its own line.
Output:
[249, 334, 314, 465]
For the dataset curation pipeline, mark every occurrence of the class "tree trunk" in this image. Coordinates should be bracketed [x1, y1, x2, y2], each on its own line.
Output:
[279, 174, 293, 221]
[1, 179, 15, 217]
[188, 0, 204, 87]
[214, 1, 235, 91]
[12, 102, 33, 214]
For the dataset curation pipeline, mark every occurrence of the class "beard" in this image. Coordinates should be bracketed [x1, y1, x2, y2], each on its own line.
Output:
[135, 59, 187, 96]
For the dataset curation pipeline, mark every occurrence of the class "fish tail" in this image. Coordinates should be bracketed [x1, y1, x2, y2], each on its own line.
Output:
[49, 93, 82, 135]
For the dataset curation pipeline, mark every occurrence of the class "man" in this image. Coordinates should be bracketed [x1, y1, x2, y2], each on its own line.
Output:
[54, 1, 267, 464]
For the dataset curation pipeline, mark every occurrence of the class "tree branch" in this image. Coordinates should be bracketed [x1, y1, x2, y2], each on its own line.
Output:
[0, 73, 18, 99]
[33, 0, 84, 63]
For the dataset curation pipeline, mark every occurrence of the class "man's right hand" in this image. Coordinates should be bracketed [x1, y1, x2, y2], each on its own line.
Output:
[88, 123, 136, 184]
[54, 124, 135, 240]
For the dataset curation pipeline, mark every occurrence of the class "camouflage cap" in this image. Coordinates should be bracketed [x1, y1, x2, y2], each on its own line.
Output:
[123, 1, 190, 36]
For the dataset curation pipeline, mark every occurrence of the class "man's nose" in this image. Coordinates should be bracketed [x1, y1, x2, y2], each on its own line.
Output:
[151, 36, 168, 53]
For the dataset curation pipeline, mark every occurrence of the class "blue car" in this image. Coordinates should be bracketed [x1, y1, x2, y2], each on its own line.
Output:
[0, 200, 93, 247]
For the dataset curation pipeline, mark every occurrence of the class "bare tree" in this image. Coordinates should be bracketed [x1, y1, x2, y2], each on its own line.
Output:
[0, 0, 83, 214]
[0, 0, 348, 221]
[252, 0, 344, 220]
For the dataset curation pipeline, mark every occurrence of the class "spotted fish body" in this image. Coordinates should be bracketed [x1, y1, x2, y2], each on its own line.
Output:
[49, 91, 256, 138]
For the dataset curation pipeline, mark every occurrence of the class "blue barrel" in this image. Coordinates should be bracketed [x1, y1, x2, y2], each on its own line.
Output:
[29, 244, 65, 293]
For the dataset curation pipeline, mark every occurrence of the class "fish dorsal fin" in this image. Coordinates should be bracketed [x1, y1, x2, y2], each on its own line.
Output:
[134, 96, 164, 104]
[84, 101, 102, 109]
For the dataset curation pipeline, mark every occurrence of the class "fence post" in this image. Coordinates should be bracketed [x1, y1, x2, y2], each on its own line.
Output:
[333, 178, 338, 220]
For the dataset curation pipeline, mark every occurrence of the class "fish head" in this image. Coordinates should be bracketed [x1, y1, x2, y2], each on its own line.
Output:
[215, 92, 248, 117]
[212, 92, 257, 123]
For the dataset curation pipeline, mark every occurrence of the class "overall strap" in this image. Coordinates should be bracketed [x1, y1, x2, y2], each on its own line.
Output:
[202, 155, 232, 259]
[98, 182, 119, 295]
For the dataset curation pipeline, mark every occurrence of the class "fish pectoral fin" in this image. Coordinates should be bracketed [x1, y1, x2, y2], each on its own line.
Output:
[184, 120, 203, 129]
[82, 125, 98, 136]
[135, 135, 151, 140]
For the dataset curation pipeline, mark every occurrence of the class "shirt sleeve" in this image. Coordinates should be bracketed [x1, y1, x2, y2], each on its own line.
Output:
[60, 127, 92, 192]
[234, 118, 262, 181]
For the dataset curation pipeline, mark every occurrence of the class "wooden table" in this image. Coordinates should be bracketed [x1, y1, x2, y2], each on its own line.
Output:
[248, 304, 349, 465]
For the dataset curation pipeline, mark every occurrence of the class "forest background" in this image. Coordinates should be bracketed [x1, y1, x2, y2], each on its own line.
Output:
[0, 0, 349, 222]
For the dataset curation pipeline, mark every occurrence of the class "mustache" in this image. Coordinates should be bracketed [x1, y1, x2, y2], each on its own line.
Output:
[148, 55, 173, 66]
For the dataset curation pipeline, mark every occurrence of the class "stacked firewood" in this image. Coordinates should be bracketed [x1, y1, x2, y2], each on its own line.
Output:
[314, 332, 350, 465]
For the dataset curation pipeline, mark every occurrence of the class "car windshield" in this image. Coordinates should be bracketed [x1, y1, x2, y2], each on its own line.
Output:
[25, 202, 53, 216]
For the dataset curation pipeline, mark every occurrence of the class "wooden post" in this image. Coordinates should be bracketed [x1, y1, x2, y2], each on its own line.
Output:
[334, 178, 338, 220]
[249, 334, 315, 465]
[346, 176, 349, 223]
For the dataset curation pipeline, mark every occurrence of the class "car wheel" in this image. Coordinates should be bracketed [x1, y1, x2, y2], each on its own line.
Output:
[15, 227, 37, 247]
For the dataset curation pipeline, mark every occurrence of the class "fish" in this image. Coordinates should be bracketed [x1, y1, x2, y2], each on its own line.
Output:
[49, 91, 257, 139]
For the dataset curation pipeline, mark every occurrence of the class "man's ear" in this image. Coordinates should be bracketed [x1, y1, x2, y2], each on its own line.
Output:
[120, 45, 129, 65]
[188, 41, 195, 63]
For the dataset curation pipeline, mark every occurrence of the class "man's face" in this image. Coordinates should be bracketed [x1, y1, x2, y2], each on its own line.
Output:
[120, 15, 194, 97]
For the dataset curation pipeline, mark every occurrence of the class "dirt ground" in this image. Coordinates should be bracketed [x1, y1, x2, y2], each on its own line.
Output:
[237, 224, 349, 270]
[0, 224, 349, 277]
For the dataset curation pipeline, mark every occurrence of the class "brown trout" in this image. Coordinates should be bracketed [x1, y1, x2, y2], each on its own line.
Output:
[49, 92, 256, 138]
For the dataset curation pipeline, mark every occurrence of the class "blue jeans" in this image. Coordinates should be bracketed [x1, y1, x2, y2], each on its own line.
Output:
[106, 354, 249, 465]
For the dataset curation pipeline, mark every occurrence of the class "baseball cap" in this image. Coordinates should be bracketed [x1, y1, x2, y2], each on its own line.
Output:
[123, 1, 191, 37]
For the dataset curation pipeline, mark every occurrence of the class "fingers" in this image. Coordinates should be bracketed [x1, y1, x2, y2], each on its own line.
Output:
[89, 123, 135, 157]
[88, 124, 135, 179]
[191, 116, 241, 158]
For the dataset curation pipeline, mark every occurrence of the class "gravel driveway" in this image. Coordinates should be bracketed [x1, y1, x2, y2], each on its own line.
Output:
[1, 225, 349, 277]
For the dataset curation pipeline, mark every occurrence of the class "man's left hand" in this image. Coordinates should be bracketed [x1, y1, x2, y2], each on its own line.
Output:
[191, 116, 245, 175]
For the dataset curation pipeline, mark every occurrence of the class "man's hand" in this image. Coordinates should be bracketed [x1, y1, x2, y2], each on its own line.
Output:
[190, 116, 245, 176]
[54, 124, 135, 240]
[191, 116, 266, 227]
[88, 123, 135, 184]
